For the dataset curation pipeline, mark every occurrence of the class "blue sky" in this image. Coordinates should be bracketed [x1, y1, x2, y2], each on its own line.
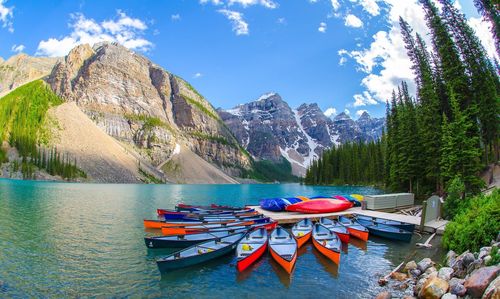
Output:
[0, 0, 495, 118]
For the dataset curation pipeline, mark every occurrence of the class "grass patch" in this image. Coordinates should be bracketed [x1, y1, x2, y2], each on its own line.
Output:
[189, 131, 237, 148]
[182, 95, 220, 121]
[139, 167, 163, 184]
[124, 113, 174, 132]
[161, 159, 181, 174]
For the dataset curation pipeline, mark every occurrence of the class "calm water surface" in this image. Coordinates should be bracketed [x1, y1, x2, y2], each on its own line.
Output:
[0, 179, 444, 298]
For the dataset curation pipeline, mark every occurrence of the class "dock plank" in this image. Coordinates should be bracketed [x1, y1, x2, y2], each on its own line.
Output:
[249, 205, 448, 235]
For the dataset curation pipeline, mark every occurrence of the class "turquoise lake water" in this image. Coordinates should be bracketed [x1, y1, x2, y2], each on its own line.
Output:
[0, 179, 444, 298]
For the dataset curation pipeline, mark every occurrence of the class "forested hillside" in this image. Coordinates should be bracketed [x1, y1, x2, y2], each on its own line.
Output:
[305, 0, 499, 198]
[0, 80, 84, 179]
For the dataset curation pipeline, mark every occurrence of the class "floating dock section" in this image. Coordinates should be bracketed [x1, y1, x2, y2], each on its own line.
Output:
[248, 205, 448, 235]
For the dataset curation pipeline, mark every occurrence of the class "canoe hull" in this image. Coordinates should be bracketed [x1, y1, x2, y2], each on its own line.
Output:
[356, 215, 415, 232]
[346, 227, 369, 242]
[295, 231, 312, 248]
[156, 242, 237, 272]
[356, 219, 412, 242]
[334, 231, 350, 243]
[269, 247, 297, 274]
[236, 242, 267, 272]
[312, 237, 340, 264]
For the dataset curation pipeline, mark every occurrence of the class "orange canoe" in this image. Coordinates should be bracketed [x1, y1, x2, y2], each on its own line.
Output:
[312, 223, 341, 264]
[269, 226, 298, 274]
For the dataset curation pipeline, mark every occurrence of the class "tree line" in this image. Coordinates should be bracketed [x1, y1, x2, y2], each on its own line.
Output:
[306, 0, 499, 198]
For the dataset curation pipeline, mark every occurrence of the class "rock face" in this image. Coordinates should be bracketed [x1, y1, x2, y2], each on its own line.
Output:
[46, 42, 251, 180]
[0, 53, 60, 96]
[218, 93, 385, 176]
[464, 266, 500, 298]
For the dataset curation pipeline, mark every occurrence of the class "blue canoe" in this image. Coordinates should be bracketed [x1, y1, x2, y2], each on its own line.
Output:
[156, 232, 245, 272]
[355, 218, 412, 242]
[259, 197, 303, 212]
[355, 215, 415, 232]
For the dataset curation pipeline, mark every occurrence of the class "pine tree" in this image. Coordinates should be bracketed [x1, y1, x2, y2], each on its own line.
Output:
[473, 0, 500, 57]
[440, 91, 484, 195]
[440, 0, 500, 163]
[420, 0, 474, 114]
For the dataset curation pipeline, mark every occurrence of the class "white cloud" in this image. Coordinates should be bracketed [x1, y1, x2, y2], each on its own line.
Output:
[11, 44, 24, 53]
[218, 9, 249, 36]
[193, 72, 203, 78]
[344, 108, 350, 115]
[345, 14, 363, 28]
[338, 49, 348, 65]
[200, 0, 224, 5]
[356, 109, 368, 116]
[331, 0, 340, 11]
[324, 107, 337, 117]
[309, 0, 319, 3]
[358, 0, 380, 16]
[228, 0, 278, 9]
[352, 91, 378, 107]
[171, 14, 181, 21]
[36, 11, 153, 57]
[468, 16, 499, 61]
[338, 1, 430, 104]
[200, 0, 277, 8]
[0, 0, 13, 32]
[318, 22, 327, 33]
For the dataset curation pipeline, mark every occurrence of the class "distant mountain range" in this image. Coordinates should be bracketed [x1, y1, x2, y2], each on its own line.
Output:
[218, 93, 385, 176]
[0, 42, 384, 183]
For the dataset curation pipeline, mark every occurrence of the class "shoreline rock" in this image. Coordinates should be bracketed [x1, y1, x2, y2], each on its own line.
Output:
[375, 240, 500, 299]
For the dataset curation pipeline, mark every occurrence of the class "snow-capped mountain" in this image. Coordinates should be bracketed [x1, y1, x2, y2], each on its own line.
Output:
[218, 93, 385, 176]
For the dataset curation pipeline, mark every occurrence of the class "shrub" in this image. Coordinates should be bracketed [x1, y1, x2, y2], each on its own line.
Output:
[442, 189, 500, 253]
[443, 176, 465, 220]
[486, 246, 500, 266]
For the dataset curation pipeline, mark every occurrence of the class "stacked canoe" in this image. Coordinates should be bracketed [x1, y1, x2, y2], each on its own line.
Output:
[144, 203, 414, 275]
[259, 194, 363, 213]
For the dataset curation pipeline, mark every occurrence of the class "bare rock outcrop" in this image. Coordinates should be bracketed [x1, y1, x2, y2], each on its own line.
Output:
[46, 42, 250, 177]
[0, 53, 60, 96]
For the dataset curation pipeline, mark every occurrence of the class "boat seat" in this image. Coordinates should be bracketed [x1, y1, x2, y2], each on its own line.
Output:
[239, 252, 252, 256]
[274, 236, 288, 239]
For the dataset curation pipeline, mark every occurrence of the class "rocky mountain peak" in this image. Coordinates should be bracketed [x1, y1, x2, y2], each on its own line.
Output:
[334, 112, 352, 121]
[358, 111, 371, 120]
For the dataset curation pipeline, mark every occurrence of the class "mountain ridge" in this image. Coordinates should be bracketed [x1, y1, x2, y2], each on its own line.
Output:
[218, 92, 385, 176]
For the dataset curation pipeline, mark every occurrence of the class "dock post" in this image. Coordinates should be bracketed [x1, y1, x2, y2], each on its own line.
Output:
[419, 200, 427, 233]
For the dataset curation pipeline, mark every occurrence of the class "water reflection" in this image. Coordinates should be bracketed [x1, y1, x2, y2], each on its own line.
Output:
[311, 245, 339, 278]
[269, 257, 292, 288]
[349, 238, 368, 251]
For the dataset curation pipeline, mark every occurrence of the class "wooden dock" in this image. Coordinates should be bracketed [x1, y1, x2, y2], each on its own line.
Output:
[249, 205, 448, 235]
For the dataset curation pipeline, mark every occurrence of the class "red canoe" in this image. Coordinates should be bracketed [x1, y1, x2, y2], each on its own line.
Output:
[286, 199, 353, 214]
